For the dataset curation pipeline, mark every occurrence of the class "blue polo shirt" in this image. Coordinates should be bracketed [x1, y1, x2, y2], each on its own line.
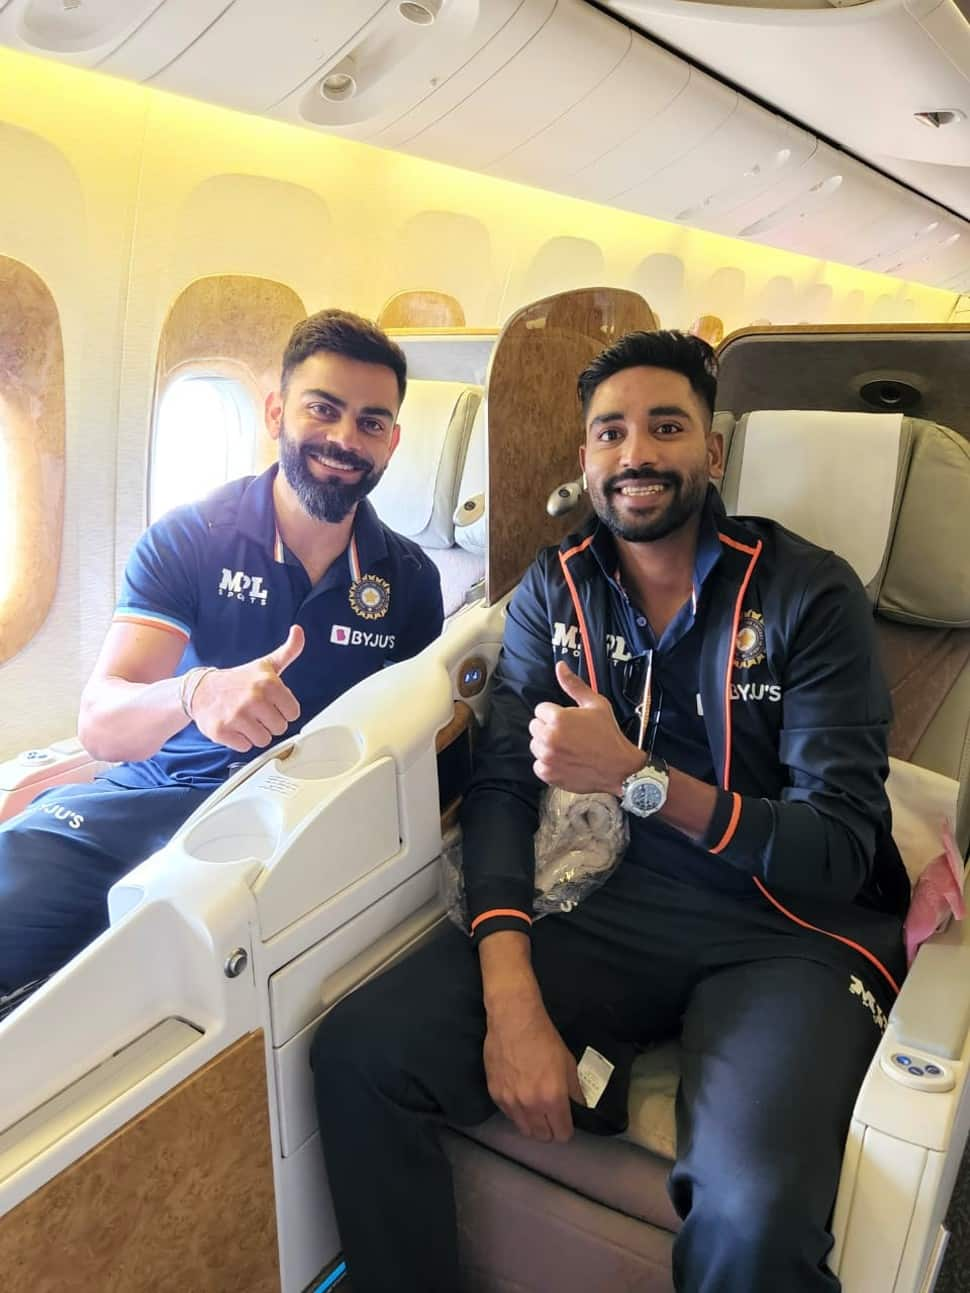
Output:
[590, 504, 756, 893]
[105, 466, 444, 789]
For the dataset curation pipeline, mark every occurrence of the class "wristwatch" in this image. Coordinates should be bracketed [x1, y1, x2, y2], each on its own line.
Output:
[620, 755, 669, 817]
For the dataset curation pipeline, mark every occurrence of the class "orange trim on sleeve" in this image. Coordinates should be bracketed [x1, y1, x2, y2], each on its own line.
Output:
[721, 540, 763, 789]
[753, 878, 901, 996]
[470, 908, 534, 933]
[709, 792, 742, 854]
[112, 613, 190, 642]
[558, 538, 599, 695]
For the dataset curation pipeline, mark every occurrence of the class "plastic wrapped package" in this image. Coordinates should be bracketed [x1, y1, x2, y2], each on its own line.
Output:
[440, 787, 629, 929]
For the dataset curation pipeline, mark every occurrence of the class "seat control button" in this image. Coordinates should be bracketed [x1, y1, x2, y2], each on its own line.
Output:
[881, 1049, 955, 1092]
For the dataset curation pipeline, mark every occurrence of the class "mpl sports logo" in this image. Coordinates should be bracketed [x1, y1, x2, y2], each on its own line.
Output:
[551, 622, 633, 664]
[219, 568, 268, 605]
[331, 624, 396, 651]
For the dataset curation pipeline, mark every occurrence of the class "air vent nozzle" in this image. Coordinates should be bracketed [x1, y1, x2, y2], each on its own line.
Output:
[914, 110, 965, 129]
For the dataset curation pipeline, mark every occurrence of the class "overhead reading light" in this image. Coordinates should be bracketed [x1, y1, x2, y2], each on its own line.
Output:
[398, 0, 442, 23]
[319, 69, 357, 102]
[913, 110, 966, 129]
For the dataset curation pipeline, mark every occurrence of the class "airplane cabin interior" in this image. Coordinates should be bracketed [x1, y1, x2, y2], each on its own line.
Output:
[0, 2, 969, 1291]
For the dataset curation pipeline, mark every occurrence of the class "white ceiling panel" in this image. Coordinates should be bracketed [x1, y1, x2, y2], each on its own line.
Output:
[483, 29, 688, 188]
[564, 65, 736, 204]
[614, 99, 816, 231]
[0, 0, 170, 63]
[602, 0, 970, 214]
[732, 151, 898, 261]
[383, 0, 632, 170]
[130, 1, 389, 111]
[275, 0, 535, 143]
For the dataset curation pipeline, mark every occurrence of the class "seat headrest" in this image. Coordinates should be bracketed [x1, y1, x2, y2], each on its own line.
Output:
[369, 380, 481, 549]
[453, 399, 487, 557]
[720, 410, 970, 627]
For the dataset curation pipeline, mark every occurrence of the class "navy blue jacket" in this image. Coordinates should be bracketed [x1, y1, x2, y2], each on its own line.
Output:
[461, 490, 909, 944]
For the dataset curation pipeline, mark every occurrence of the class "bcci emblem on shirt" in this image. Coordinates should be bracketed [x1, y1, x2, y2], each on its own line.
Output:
[734, 609, 767, 669]
[349, 574, 391, 621]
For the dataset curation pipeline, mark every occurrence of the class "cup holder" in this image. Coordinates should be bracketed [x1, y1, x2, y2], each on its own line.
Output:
[279, 725, 361, 782]
[183, 796, 282, 865]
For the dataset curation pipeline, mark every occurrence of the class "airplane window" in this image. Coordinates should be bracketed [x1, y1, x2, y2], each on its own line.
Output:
[148, 374, 257, 522]
[0, 255, 65, 664]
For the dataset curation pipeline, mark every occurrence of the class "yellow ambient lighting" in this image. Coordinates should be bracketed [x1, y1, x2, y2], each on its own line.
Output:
[0, 42, 959, 329]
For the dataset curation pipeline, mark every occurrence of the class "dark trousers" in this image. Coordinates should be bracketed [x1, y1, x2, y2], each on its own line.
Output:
[311, 864, 904, 1293]
[0, 778, 209, 994]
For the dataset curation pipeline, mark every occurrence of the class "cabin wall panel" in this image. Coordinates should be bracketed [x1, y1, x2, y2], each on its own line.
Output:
[0, 69, 143, 756]
[0, 45, 961, 762]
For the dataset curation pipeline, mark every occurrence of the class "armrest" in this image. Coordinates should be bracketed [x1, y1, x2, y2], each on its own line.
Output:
[891, 910, 970, 1060]
[850, 906, 970, 1154]
[0, 738, 108, 823]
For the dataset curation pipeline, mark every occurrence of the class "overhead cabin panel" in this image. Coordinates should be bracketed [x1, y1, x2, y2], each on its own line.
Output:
[276, 0, 534, 143]
[117, 0, 389, 111]
[698, 143, 829, 239]
[603, 0, 970, 213]
[891, 223, 970, 290]
[565, 66, 736, 206]
[614, 100, 817, 234]
[379, 0, 631, 170]
[483, 33, 689, 189]
[732, 149, 894, 261]
[0, 0, 170, 65]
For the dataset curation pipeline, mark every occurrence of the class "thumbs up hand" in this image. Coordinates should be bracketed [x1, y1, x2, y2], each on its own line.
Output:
[528, 661, 646, 795]
[189, 624, 305, 753]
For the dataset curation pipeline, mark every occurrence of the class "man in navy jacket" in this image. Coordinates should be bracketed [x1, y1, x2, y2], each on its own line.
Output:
[313, 330, 908, 1292]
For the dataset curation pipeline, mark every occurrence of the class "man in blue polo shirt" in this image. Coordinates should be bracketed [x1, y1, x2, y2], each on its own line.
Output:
[0, 309, 443, 1008]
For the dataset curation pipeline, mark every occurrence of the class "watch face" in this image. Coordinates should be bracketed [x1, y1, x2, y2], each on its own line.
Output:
[630, 777, 665, 815]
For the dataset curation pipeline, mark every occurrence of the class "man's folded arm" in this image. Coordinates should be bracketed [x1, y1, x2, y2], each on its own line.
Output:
[460, 558, 559, 943]
[696, 553, 892, 901]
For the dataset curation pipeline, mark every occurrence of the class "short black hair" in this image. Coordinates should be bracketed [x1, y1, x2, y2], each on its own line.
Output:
[281, 309, 407, 404]
[577, 329, 718, 421]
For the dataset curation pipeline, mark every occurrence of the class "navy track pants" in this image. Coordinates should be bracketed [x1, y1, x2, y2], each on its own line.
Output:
[311, 863, 904, 1293]
[0, 778, 210, 993]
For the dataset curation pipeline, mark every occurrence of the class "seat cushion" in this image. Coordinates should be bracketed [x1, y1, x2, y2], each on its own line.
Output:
[445, 1128, 676, 1293]
[458, 1103, 679, 1234]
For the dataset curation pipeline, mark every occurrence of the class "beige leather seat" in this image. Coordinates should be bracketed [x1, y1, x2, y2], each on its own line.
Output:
[369, 378, 483, 618]
[443, 409, 970, 1293]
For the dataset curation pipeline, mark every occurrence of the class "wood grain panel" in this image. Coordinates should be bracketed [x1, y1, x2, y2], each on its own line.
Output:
[0, 256, 65, 664]
[157, 275, 306, 472]
[379, 290, 466, 330]
[0, 1031, 280, 1293]
[485, 287, 658, 603]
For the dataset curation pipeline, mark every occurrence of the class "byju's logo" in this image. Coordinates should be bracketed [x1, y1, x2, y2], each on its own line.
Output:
[331, 624, 396, 650]
[35, 802, 85, 830]
[219, 569, 268, 605]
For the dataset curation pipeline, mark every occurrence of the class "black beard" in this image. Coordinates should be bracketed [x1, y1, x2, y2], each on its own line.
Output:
[591, 466, 708, 543]
[278, 427, 385, 524]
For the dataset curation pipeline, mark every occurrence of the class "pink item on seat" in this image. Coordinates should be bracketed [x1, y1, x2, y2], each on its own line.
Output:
[904, 820, 966, 966]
